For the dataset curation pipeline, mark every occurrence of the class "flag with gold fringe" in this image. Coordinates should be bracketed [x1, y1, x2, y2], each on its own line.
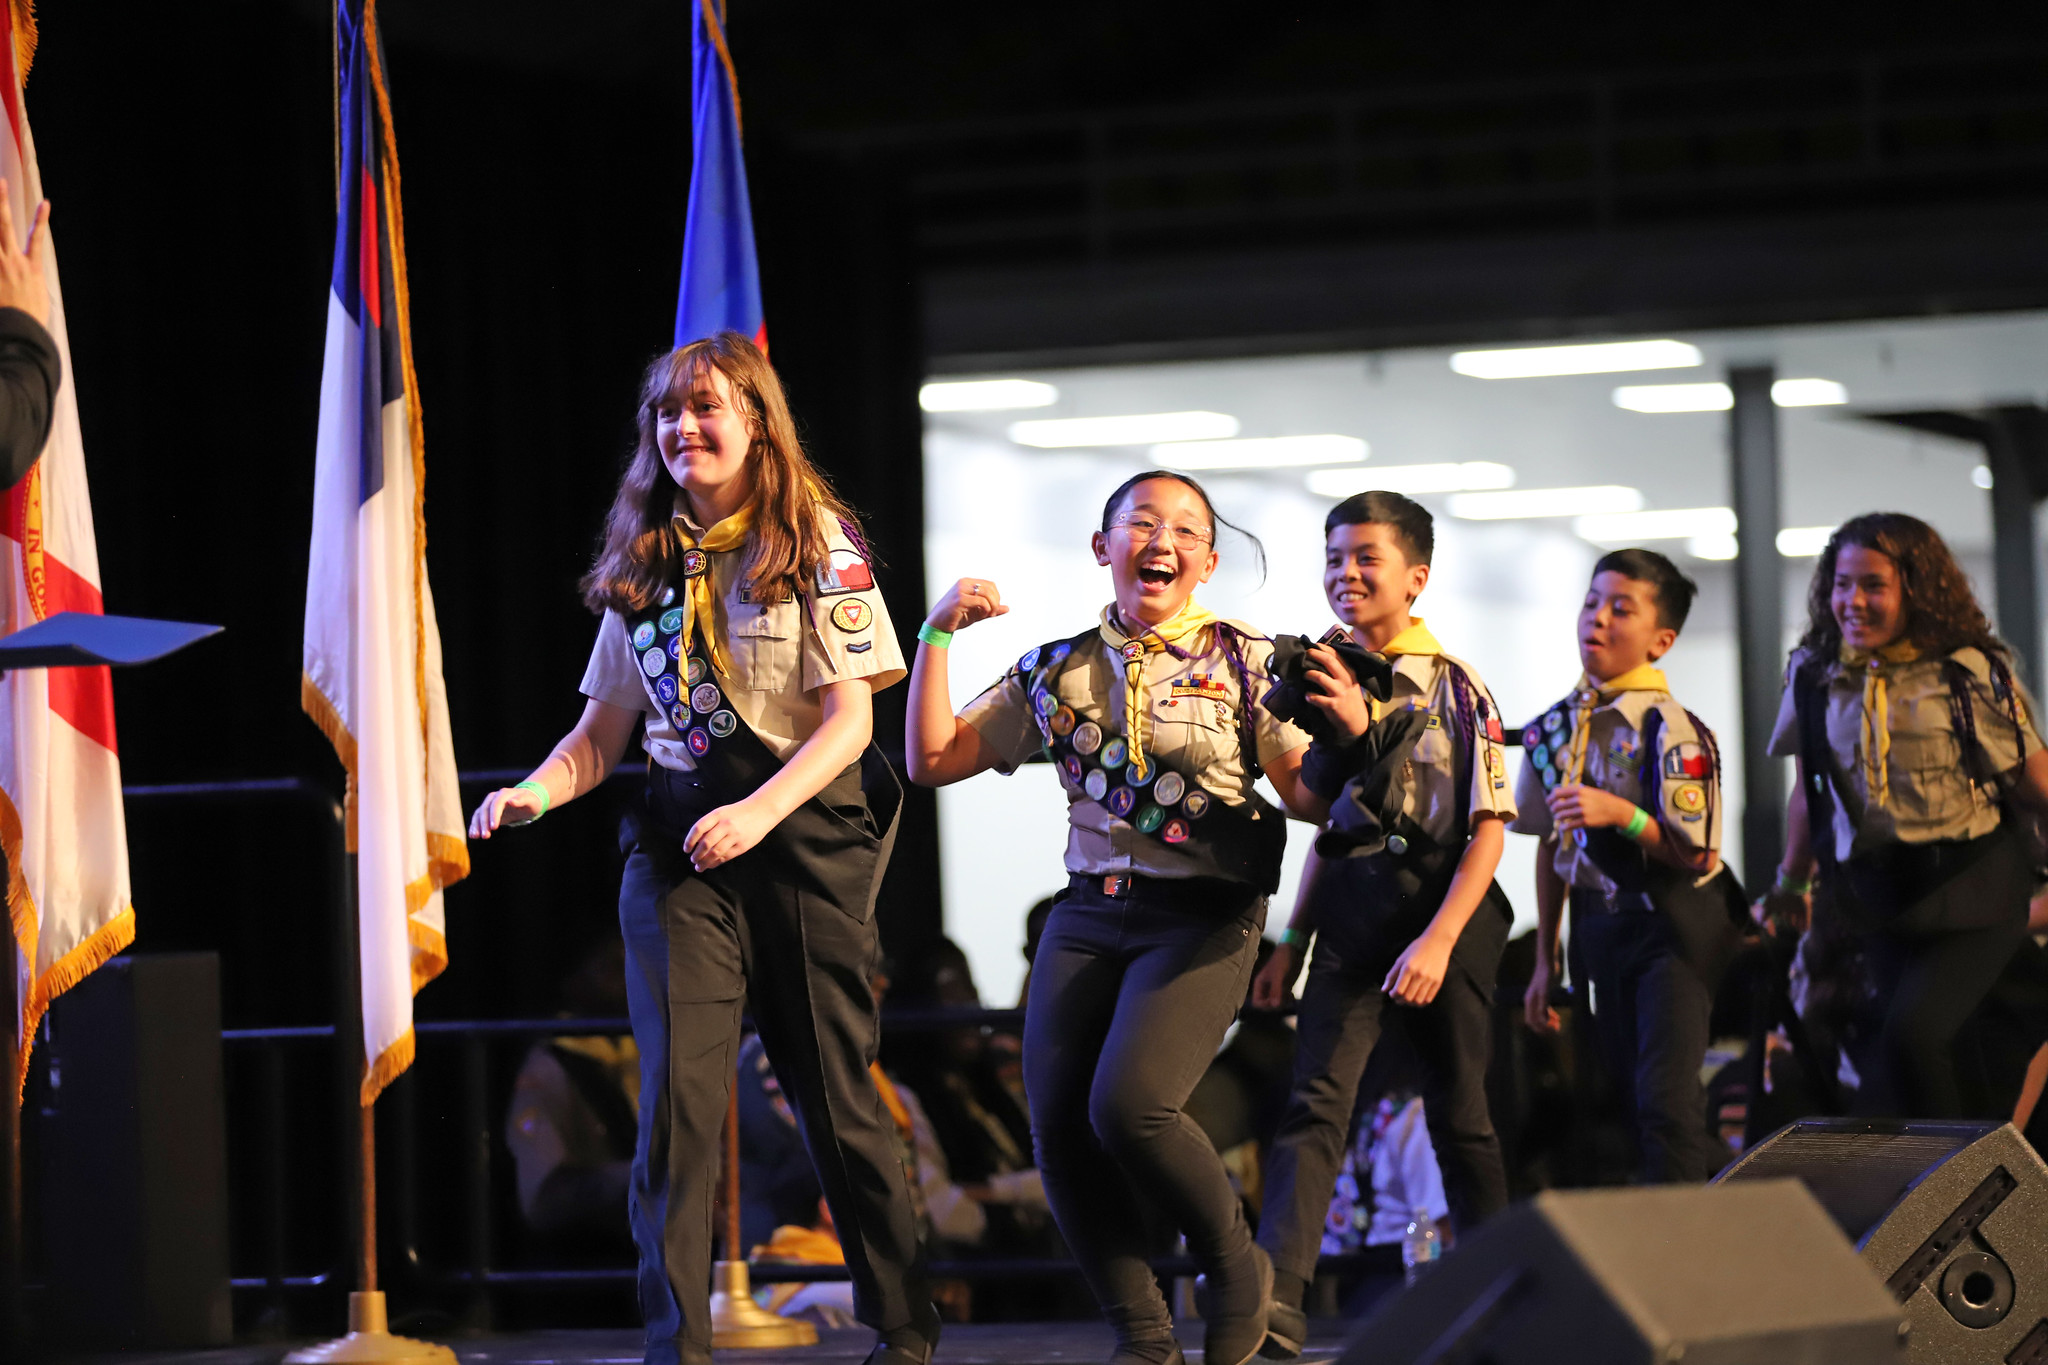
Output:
[0, 1, 135, 1097]
[302, 0, 468, 1106]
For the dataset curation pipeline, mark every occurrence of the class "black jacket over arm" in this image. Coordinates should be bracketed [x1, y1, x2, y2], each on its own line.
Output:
[0, 306, 58, 490]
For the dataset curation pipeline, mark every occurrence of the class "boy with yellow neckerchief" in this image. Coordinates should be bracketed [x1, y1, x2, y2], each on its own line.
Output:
[1514, 548, 1742, 1185]
[1251, 492, 1514, 1359]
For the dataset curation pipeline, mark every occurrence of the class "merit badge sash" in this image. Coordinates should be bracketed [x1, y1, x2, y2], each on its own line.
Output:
[1020, 631, 1286, 892]
[629, 582, 749, 766]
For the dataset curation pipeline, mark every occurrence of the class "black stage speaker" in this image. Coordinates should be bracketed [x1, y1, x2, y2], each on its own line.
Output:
[1718, 1118, 2048, 1364]
[1339, 1180, 1902, 1364]
[40, 952, 232, 1347]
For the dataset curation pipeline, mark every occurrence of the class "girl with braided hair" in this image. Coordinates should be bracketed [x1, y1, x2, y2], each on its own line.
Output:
[905, 471, 1347, 1365]
[1765, 511, 2048, 1119]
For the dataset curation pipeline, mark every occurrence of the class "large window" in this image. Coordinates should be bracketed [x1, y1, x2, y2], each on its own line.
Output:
[923, 313, 2028, 1005]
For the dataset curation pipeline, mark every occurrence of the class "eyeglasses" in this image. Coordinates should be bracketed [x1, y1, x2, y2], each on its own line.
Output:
[1110, 515, 1213, 550]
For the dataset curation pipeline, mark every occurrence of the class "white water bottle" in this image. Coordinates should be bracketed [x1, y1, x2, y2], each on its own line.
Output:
[1401, 1208, 1442, 1286]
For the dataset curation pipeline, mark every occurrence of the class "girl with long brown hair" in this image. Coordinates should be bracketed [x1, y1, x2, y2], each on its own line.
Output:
[468, 332, 938, 1365]
[1764, 511, 2048, 1118]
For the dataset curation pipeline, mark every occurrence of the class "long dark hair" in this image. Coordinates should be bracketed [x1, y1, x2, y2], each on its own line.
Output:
[1796, 512, 2001, 659]
[581, 332, 860, 615]
[1099, 469, 1267, 585]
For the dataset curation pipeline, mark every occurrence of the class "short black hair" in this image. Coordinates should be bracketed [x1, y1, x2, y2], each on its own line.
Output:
[1592, 548, 1696, 631]
[1324, 491, 1433, 566]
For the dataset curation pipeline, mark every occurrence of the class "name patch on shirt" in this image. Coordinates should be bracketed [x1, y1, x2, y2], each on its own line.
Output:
[1170, 674, 1231, 700]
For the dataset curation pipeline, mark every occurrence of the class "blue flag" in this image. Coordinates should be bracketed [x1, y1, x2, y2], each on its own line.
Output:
[674, 0, 765, 350]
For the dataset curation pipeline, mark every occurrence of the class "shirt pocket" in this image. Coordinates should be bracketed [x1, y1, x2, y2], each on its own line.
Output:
[1150, 694, 1233, 776]
[729, 602, 800, 693]
[1888, 725, 1966, 825]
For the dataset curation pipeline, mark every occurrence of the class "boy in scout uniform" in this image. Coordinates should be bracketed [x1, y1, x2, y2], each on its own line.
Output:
[1515, 548, 1738, 1184]
[471, 334, 937, 1365]
[1250, 491, 1516, 1359]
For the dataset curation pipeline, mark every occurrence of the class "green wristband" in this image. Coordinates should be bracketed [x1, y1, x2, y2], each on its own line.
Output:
[1622, 805, 1650, 841]
[917, 621, 954, 649]
[514, 779, 551, 819]
[1281, 927, 1313, 950]
[1774, 871, 1813, 897]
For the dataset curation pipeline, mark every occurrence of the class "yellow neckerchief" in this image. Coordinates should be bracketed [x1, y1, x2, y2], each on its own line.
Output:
[1561, 664, 1669, 786]
[1839, 639, 1921, 809]
[673, 504, 754, 680]
[1357, 617, 1442, 722]
[1099, 598, 1220, 784]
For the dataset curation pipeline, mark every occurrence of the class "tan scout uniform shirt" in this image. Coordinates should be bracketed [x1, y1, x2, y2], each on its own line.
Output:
[1372, 648, 1517, 844]
[1768, 646, 2043, 863]
[1509, 687, 1720, 892]
[580, 512, 906, 772]
[960, 618, 1311, 880]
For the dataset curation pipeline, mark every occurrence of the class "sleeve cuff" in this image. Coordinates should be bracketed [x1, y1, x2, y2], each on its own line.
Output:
[1299, 735, 1370, 802]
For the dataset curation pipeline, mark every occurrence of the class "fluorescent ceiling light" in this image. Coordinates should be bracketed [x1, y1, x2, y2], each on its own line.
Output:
[1688, 534, 1739, 561]
[1450, 340, 1702, 380]
[1574, 507, 1737, 541]
[1449, 486, 1644, 520]
[1613, 383, 1732, 413]
[1613, 377, 1850, 413]
[1008, 411, 1239, 447]
[918, 378, 1059, 412]
[1153, 434, 1367, 469]
[1776, 526, 1835, 557]
[1305, 462, 1516, 498]
[1771, 378, 1848, 407]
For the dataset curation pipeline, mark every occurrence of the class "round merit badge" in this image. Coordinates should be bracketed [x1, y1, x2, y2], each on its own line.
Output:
[669, 703, 691, 729]
[709, 709, 738, 738]
[687, 728, 711, 757]
[687, 656, 709, 687]
[1532, 743, 1549, 769]
[1153, 771, 1186, 805]
[632, 621, 657, 650]
[640, 646, 667, 677]
[660, 586, 677, 606]
[1134, 803, 1165, 834]
[830, 598, 872, 632]
[1107, 785, 1137, 818]
[656, 675, 680, 704]
[1542, 764, 1558, 788]
[1484, 747, 1504, 775]
[1061, 755, 1084, 785]
[1049, 642, 1071, 664]
[692, 682, 722, 714]
[682, 549, 709, 578]
[1050, 706, 1078, 737]
[1181, 789, 1211, 819]
[1523, 725, 1541, 748]
[666, 634, 683, 659]
[660, 608, 685, 635]
[1125, 757, 1154, 788]
[1034, 689, 1059, 718]
[1100, 737, 1128, 769]
[1672, 783, 1706, 813]
[1072, 721, 1103, 755]
[1162, 817, 1190, 844]
[1544, 709, 1564, 733]
[1084, 769, 1109, 801]
[1019, 646, 1042, 673]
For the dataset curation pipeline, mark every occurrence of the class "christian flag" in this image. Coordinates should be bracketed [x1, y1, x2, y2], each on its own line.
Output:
[303, 0, 468, 1106]
[674, 0, 765, 349]
[0, 5, 131, 1090]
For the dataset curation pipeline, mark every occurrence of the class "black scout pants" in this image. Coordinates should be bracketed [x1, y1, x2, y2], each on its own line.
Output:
[1257, 857, 1510, 1287]
[1568, 896, 1721, 1183]
[1024, 874, 1266, 1344]
[619, 757, 932, 1365]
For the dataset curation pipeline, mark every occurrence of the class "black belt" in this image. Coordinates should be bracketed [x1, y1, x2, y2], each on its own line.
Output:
[1570, 885, 1657, 915]
[1068, 871, 1254, 906]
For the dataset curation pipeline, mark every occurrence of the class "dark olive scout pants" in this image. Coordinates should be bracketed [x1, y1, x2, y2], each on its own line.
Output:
[619, 766, 932, 1365]
[1024, 876, 1266, 1345]
[1258, 869, 1510, 1286]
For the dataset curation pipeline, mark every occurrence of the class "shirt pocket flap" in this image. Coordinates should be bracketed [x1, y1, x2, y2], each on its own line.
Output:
[730, 603, 795, 639]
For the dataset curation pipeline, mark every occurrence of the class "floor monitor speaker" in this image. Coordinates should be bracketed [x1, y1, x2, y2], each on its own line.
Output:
[1336, 1180, 1901, 1365]
[1719, 1118, 2048, 1364]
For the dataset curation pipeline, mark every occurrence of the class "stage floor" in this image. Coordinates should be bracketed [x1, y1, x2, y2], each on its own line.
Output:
[60, 1321, 1356, 1365]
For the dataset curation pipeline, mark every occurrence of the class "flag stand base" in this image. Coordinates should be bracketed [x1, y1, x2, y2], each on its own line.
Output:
[282, 1292, 457, 1365]
[710, 1261, 819, 1348]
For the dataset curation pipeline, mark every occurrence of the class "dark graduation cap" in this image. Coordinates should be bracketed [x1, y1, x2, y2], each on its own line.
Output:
[0, 611, 221, 670]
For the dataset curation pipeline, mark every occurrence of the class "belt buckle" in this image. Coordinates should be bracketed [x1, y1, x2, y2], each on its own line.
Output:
[1102, 874, 1131, 898]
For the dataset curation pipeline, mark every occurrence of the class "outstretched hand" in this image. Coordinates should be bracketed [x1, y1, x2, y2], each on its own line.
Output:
[469, 786, 545, 839]
[1303, 642, 1370, 740]
[0, 183, 51, 326]
[927, 577, 1009, 635]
